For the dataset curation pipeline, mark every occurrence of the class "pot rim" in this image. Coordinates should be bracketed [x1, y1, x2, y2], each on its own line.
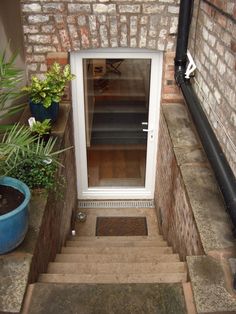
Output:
[0, 176, 31, 220]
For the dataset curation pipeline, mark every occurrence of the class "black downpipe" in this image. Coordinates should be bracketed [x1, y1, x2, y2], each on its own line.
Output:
[174, 0, 236, 229]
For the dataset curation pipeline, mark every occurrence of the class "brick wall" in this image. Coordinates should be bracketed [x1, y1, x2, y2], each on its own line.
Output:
[20, 0, 180, 77]
[189, 0, 236, 176]
[154, 110, 204, 260]
[29, 105, 77, 282]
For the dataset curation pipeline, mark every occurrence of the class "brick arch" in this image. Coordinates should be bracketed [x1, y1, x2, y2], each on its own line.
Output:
[21, 1, 180, 77]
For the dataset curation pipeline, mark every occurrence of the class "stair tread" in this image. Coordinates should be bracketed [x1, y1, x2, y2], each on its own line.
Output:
[65, 240, 167, 247]
[69, 236, 163, 241]
[55, 253, 180, 263]
[39, 273, 187, 284]
[47, 261, 187, 274]
[61, 246, 173, 254]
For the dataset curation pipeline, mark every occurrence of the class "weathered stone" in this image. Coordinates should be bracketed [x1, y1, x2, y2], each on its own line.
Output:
[181, 165, 235, 253]
[139, 26, 147, 48]
[187, 256, 236, 313]
[119, 5, 141, 14]
[143, 4, 165, 14]
[89, 15, 97, 33]
[77, 15, 86, 26]
[28, 15, 49, 24]
[168, 5, 179, 14]
[22, 3, 41, 13]
[130, 37, 137, 48]
[68, 25, 79, 39]
[148, 39, 156, 49]
[98, 15, 106, 24]
[42, 3, 65, 13]
[23, 25, 39, 34]
[68, 4, 91, 14]
[109, 16, 118, 37]
[100, 25, 109, 47]
[110, 37, 118, 48]
[0, 255, 32, 313]
[120, 24, 128, 47]
[27, 283, 187, 314]
[28, 34, 51, 44]
[163, 103, 199, 147]
[41, 25, 55, 33]
[130, 16, 138, 37]
[93, 4, 116, 14]
[34, 45, 56, 53]
[80, 27, 90, 48]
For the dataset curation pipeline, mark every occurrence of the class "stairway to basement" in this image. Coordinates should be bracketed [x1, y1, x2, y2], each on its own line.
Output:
[23, 207, 191, 314]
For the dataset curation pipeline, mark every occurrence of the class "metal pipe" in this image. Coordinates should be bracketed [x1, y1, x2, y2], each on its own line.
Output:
[174, 0, 236, 227]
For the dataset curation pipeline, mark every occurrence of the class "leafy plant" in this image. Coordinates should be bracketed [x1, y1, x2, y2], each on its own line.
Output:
[22, 62, 75, 108]
[0, 124, 71, 192]
[31, 119, 51, 136]
[0, 48, 26, 129]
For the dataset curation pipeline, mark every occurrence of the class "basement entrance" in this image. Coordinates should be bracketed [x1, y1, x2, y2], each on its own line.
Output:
[71, 50, 163, 199]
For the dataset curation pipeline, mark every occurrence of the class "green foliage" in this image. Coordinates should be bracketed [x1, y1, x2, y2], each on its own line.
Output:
[8, 157, 58, 191]
[0, 124, 71, 192]
[0, 48, 26, 129]
[31, 119, 51, 136]
[22, 62, 75, 108]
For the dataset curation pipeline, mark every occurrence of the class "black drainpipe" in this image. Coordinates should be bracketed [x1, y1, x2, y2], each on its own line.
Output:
[174, 0, 236, 230]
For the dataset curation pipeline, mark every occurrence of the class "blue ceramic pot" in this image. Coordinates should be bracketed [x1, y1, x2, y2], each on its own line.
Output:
[0, 177, 31, 254]
[29, 100, 59, 123]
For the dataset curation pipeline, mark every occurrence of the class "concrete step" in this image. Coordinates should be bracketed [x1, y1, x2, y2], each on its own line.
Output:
[69, 235, 164, 242]
[47, 261, 187, 275]
[61, 246, 173, 255]
[39, 272, 187, 284]
[65, 239, 168, 247]
[26, 282, 188, 314]
[55, 253, 180, 263]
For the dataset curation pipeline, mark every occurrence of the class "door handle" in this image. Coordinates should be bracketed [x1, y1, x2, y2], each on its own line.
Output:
[142, 128, 153, 132]
[142, 125, 154, 141]
[141, 122, 148, 125]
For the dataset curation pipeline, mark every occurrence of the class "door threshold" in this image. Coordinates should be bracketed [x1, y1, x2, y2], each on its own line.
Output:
[78, 199, 155, 209]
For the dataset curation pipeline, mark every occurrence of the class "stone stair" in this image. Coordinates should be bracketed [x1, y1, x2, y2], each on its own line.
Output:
[23, 207, 191, 313]
[38, 235, 187, 284]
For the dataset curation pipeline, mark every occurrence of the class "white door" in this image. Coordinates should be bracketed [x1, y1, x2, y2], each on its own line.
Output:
[71, 49, 163, 199]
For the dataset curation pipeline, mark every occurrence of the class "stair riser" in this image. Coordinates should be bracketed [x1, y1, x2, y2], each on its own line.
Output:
[69, 236, 162, 242]
[39, 273, 187, 284]
[61, 247, 173, 254]
[47, 262, 187, 275]
[55, 254, 180, 263]
[65, 240, 167, 247]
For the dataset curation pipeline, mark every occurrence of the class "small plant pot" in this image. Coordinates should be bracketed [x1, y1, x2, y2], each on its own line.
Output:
[32, 132, 51, 144]
[29, 100, 59, 123]
[0, 177, 31, 254]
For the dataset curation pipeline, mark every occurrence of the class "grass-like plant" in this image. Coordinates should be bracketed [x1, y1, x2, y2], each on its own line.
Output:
[0, 48, 26, 131]
[0, 124, 70, 191]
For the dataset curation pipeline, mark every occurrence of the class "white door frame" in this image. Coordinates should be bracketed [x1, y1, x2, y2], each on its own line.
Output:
[70, 49, 163, 199]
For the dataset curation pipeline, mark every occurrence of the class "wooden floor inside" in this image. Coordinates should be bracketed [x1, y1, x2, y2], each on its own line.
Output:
[87, 145, 146, 187]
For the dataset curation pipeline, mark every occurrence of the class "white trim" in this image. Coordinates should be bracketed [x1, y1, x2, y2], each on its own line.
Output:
[71, 49, 163, 200]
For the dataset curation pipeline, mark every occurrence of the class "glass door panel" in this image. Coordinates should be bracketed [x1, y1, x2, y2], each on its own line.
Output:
[83, 58, 151, 187]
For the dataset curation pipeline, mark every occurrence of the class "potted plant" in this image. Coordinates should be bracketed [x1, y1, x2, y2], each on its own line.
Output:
[0, 51, 71, 254]
[30, 118, 52, 142]
[0, 125, 33, 254]
[0, 124, 70, 254]
[22, 62, 75, 123]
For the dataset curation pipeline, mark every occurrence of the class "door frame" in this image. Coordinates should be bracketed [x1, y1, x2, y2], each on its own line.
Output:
[70, 49, 163, 199]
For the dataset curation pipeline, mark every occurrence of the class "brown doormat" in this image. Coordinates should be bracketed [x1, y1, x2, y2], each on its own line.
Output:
[96, 217, 148, 236]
